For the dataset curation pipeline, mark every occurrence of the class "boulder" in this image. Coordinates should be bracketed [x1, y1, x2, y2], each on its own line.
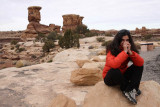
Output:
[82, 62, 105, 70]
[90, 56, 102, 62]
[16, 60, 30, 68]
[48, 94, 77, 107]
[70, 68, 103, 86]
[76, 60, 93, 68]
[83, 81, 160, 107]
[97, 49, 106, 55]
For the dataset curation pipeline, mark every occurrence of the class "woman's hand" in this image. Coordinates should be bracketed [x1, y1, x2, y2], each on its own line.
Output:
[127, 43, 133, 55]
[123, 41, 129, 53]
[123, 41, 132, 55]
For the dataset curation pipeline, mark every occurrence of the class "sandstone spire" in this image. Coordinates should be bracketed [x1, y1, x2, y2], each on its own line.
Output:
[62, 14, 84, 32]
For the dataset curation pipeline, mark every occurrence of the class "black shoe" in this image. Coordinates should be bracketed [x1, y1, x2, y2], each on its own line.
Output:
[122, 89, 137, 105]
[136, 89, 141, 96]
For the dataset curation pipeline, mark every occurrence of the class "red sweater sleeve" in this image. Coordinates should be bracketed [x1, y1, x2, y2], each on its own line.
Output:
[106, 51, 129, 69]
[129, 51, 144, 66]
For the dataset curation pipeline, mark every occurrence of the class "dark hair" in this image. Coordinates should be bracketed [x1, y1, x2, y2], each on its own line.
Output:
[107, 29, 139, 56]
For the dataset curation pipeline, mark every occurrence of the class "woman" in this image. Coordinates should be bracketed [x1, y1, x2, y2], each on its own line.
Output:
[103, 29, 144, 104]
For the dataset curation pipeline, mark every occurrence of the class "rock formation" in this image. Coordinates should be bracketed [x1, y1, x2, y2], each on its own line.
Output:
[21, 6, 61, 41]
[62, 14, 84, 32]
[70, 68, 103, 86]
[83, 81, 160, 107]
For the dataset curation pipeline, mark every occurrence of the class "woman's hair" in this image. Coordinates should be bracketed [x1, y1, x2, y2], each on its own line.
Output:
[107, 29, 139, 56]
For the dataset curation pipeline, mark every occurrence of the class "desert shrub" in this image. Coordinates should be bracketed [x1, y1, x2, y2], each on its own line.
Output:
[105, 33, 112, 37]
[58, 29, 80, 49]
[135, 43, 141, 49]
[47, 59, 52, 63]
[101, 40, 112, 47]
[10, 40, 18, 45]
[96, 37, 105, 42]
[31, 55, 37, 59]
[11, 47, 14, 50]
[74, 25, 89, 34]
[143, 34, 152, 40]
[18, 48, 25, 52]
[43, 40, 55, 52]
[47, 32, 57, 42]
[35, 33, 46, 42]
[85, 32, 98, 37]
[15, 44, 20, 48]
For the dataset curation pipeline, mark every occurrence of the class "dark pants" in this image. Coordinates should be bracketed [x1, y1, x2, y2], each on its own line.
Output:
[104, 64, 143, 92]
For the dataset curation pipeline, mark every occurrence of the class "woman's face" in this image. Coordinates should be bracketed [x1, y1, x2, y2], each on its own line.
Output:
[120, 35, 129, 47]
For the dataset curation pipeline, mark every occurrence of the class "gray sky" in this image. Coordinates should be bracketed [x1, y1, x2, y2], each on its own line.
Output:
[0, 0, 160, 31]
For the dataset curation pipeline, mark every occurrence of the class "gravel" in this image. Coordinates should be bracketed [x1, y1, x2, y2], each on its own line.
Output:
[140, 47, 160, 84]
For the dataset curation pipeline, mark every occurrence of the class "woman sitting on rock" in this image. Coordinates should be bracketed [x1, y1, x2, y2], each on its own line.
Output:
[103, 29, 144, 104]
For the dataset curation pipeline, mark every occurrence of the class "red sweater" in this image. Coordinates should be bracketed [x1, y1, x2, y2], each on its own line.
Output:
[102, 51, 144, 79]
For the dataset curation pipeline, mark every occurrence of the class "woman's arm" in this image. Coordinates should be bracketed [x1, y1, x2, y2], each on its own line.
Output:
[129, 51, 144, 66]
[106, 51, 129, 68]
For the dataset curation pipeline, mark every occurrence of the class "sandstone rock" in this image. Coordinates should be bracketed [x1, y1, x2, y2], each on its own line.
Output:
[70, 68, 103, 86]
[83, 81, 160, 107]
[21, 6, 61, 40]
[90, 56, 102, 62]
[98, 55, 106, 62]
[62, 14, 84, 32]
[82, 62, 105, 70]
[97, 49, 106, 55]
[48, 94, 77, 107]
[76, 60, 93, 68]
[28, 6, 41, 23]
[53, 49, 90, 62]
[16, 60, 30, 68]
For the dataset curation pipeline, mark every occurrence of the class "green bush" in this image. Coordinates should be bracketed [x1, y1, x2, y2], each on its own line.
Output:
[36, 33, 46, 42]
[11, 47, 14, 50]
[85, 32, 98, 37]
[143, 34, 152, 40]
[58, 29, 80, 49]
[74, 25, 89, 34]
[105, 33, 112, 37]
[135, 43, 141, 49]
[96, 37, 105, 42]
[47, 32, 57, 42]
[47, 59, 52, 63]
[11, 40, 18, 45]
[43, 40, 55, 52]
[31, 55, 37, 59]
[15, 44, 20, 49]
[101, 40, 112, 47]
[18, 48, 25, 52]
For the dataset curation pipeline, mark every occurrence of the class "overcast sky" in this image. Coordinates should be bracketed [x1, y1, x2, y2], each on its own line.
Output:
[0, 0, 160, 31]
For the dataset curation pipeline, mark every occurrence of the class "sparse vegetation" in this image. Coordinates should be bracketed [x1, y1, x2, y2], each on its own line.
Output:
[11, 47, 14, 50]
[96, 37, 105, 42]
[74, 25, 89, 35]
[18, 48, 25, 52]
[10, 40, 18, 45]
[143, 34, 152, 40]
[47, 59, 52, 63]
[58, 29, 80, 49]
[31, 55, 37, 59]
[85, 32, 98, 37]
[105, 33, 112, 37]
[43, 40, 55, 52]
[35, 33, 46, 42]
[135, 43, 141, 49]
[101, 40, 112, 47]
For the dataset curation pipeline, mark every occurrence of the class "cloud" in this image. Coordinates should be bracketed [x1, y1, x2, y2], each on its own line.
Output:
[0, 0, 160, 31]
